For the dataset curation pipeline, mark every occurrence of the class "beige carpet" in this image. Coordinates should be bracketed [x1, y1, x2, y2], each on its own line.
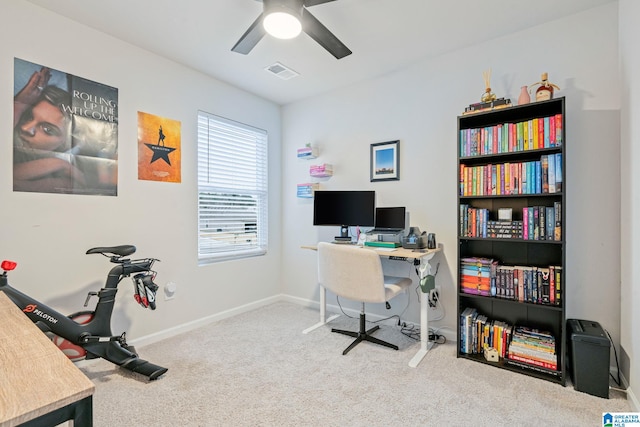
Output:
[79, 301, 631, 426]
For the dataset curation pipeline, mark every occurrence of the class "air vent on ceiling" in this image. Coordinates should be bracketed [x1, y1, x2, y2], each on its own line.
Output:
[265, 62, 299, 80]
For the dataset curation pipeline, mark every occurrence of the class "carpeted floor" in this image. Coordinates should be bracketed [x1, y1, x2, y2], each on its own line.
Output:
[79, 301, 631, 426]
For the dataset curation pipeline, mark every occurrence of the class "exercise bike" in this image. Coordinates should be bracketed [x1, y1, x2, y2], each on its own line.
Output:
[0, 245, 168, 380]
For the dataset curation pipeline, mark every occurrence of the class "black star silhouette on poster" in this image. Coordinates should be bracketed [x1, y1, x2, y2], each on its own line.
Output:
[145, 125, 176, 165]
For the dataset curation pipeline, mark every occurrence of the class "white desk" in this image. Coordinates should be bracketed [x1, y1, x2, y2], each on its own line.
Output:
[301, 244, 441, 368]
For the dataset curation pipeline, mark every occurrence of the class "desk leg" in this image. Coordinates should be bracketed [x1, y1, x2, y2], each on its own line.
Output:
[20, 395, 93, 427]
[302, 285, 339, 334]
[408, 289, 434, 367]
[408, 252, 437, 368]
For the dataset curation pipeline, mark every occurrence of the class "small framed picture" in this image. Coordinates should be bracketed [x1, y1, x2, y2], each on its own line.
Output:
[370, 140, 400, 182]
[498, 208, 513, 221]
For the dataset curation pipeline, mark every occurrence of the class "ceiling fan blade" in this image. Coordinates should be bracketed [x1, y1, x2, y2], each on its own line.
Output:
[303, 0, 337, 6]
[301, 8, 352, 59]
[231, 14, 266, 54]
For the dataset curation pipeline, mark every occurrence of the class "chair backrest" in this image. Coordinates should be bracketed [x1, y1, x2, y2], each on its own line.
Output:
[317, 242, 387, 303]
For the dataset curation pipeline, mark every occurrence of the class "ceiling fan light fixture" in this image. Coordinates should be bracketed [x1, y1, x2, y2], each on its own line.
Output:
[263, 11, 301, 39]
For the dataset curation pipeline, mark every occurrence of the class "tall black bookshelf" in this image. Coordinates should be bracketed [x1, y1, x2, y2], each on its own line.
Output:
[456, 97, 566, 385]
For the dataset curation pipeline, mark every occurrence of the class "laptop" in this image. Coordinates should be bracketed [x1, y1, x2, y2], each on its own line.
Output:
[369, 207, 406, 234]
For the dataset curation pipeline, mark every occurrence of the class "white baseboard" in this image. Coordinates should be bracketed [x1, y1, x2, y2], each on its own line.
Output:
[627, 386, 639, 411]
[619, 370, 639, 411]
[129, 294, 281, 348]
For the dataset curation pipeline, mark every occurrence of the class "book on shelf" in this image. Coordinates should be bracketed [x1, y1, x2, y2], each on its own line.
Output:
[507, 353, 557, 371]
[296, 183, 319, 198]
[297, 146, 318, 159]
[309, 163, 333, 178]
[545, 206, 554, 240]
[463, 98, 512, 115]
[555, 113, 563, 145]
[552, 266, 562, 306]
[553, 201, 562, 241]
[554, 153, 563, 192]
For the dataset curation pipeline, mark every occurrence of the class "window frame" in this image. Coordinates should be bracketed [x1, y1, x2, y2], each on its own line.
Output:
[197, 111, 268, 264]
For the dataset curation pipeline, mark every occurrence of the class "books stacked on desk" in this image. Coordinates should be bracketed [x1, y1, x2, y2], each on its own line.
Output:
[364, 241, 400, 248]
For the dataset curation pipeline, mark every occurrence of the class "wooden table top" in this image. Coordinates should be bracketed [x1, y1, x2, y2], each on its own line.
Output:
[0, 291, 95, 427]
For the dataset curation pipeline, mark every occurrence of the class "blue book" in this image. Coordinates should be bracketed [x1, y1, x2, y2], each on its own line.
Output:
[548, 153, 556, 193]
[544, 116, 550, 148]
[535, 160, 541, 194]
[546, 206, 555, 241]
[555, 153, 563, 192]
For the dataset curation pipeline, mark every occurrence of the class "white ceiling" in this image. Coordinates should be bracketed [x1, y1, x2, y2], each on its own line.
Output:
[24, 0, 615, 105]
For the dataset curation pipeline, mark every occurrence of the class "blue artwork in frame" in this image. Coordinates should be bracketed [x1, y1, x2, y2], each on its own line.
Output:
[370, 140, 399, 182]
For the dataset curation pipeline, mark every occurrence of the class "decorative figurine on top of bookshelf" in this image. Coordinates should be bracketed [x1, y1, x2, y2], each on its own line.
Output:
[481, 69, 497, 103]
[462, 69, 512, 115]
[530, 72, 560, 102]
[518, 86, 531, 105]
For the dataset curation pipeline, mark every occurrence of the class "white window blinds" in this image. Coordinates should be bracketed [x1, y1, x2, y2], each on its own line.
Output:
[197, 111, 268, 264]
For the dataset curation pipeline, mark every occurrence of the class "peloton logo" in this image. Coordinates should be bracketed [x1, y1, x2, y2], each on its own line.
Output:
[23, 304, 59, 324]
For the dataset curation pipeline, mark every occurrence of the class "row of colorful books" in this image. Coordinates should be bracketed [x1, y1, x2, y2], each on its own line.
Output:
[459, 308, 558, 371]
[460, 257, 496, 297]
[297, 146, 318, 159]
[459, 113, 563, 157]
[459, 202, 562, 241]
[309, 163, 333, 178]
[507, 326, 558, 371]
[460, 256, 563, 307]
[296, 183, 319, 198]
[459, 307, 511, 357]
[459, 153, 562, 196]
[492, 265, 562, 305]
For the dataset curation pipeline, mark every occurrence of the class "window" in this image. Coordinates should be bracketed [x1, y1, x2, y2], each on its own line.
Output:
[197, 111, 268, 264]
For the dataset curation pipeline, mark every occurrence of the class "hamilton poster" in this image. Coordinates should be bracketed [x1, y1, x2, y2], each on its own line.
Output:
[137, 111, 181, 183]
[13, 58, 118, 196]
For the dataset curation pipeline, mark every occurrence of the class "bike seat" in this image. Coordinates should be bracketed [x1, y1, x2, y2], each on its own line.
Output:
[86, 245, 136, 257]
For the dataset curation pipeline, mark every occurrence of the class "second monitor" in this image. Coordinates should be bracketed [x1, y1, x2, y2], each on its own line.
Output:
[373, 207, 406, 233]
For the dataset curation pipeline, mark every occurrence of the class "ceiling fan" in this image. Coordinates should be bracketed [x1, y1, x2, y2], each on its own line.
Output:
[232, 0, 352, 59]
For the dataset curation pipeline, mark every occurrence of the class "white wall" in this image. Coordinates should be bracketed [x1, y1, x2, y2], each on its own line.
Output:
[619, 0, 639, 408]
[0, 1, 282, 339]
[282, 3, 621, 355]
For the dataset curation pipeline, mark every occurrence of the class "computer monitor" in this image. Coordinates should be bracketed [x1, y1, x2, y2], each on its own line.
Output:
[374, 207, 406, 231]
[313, 190, 375, 239]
